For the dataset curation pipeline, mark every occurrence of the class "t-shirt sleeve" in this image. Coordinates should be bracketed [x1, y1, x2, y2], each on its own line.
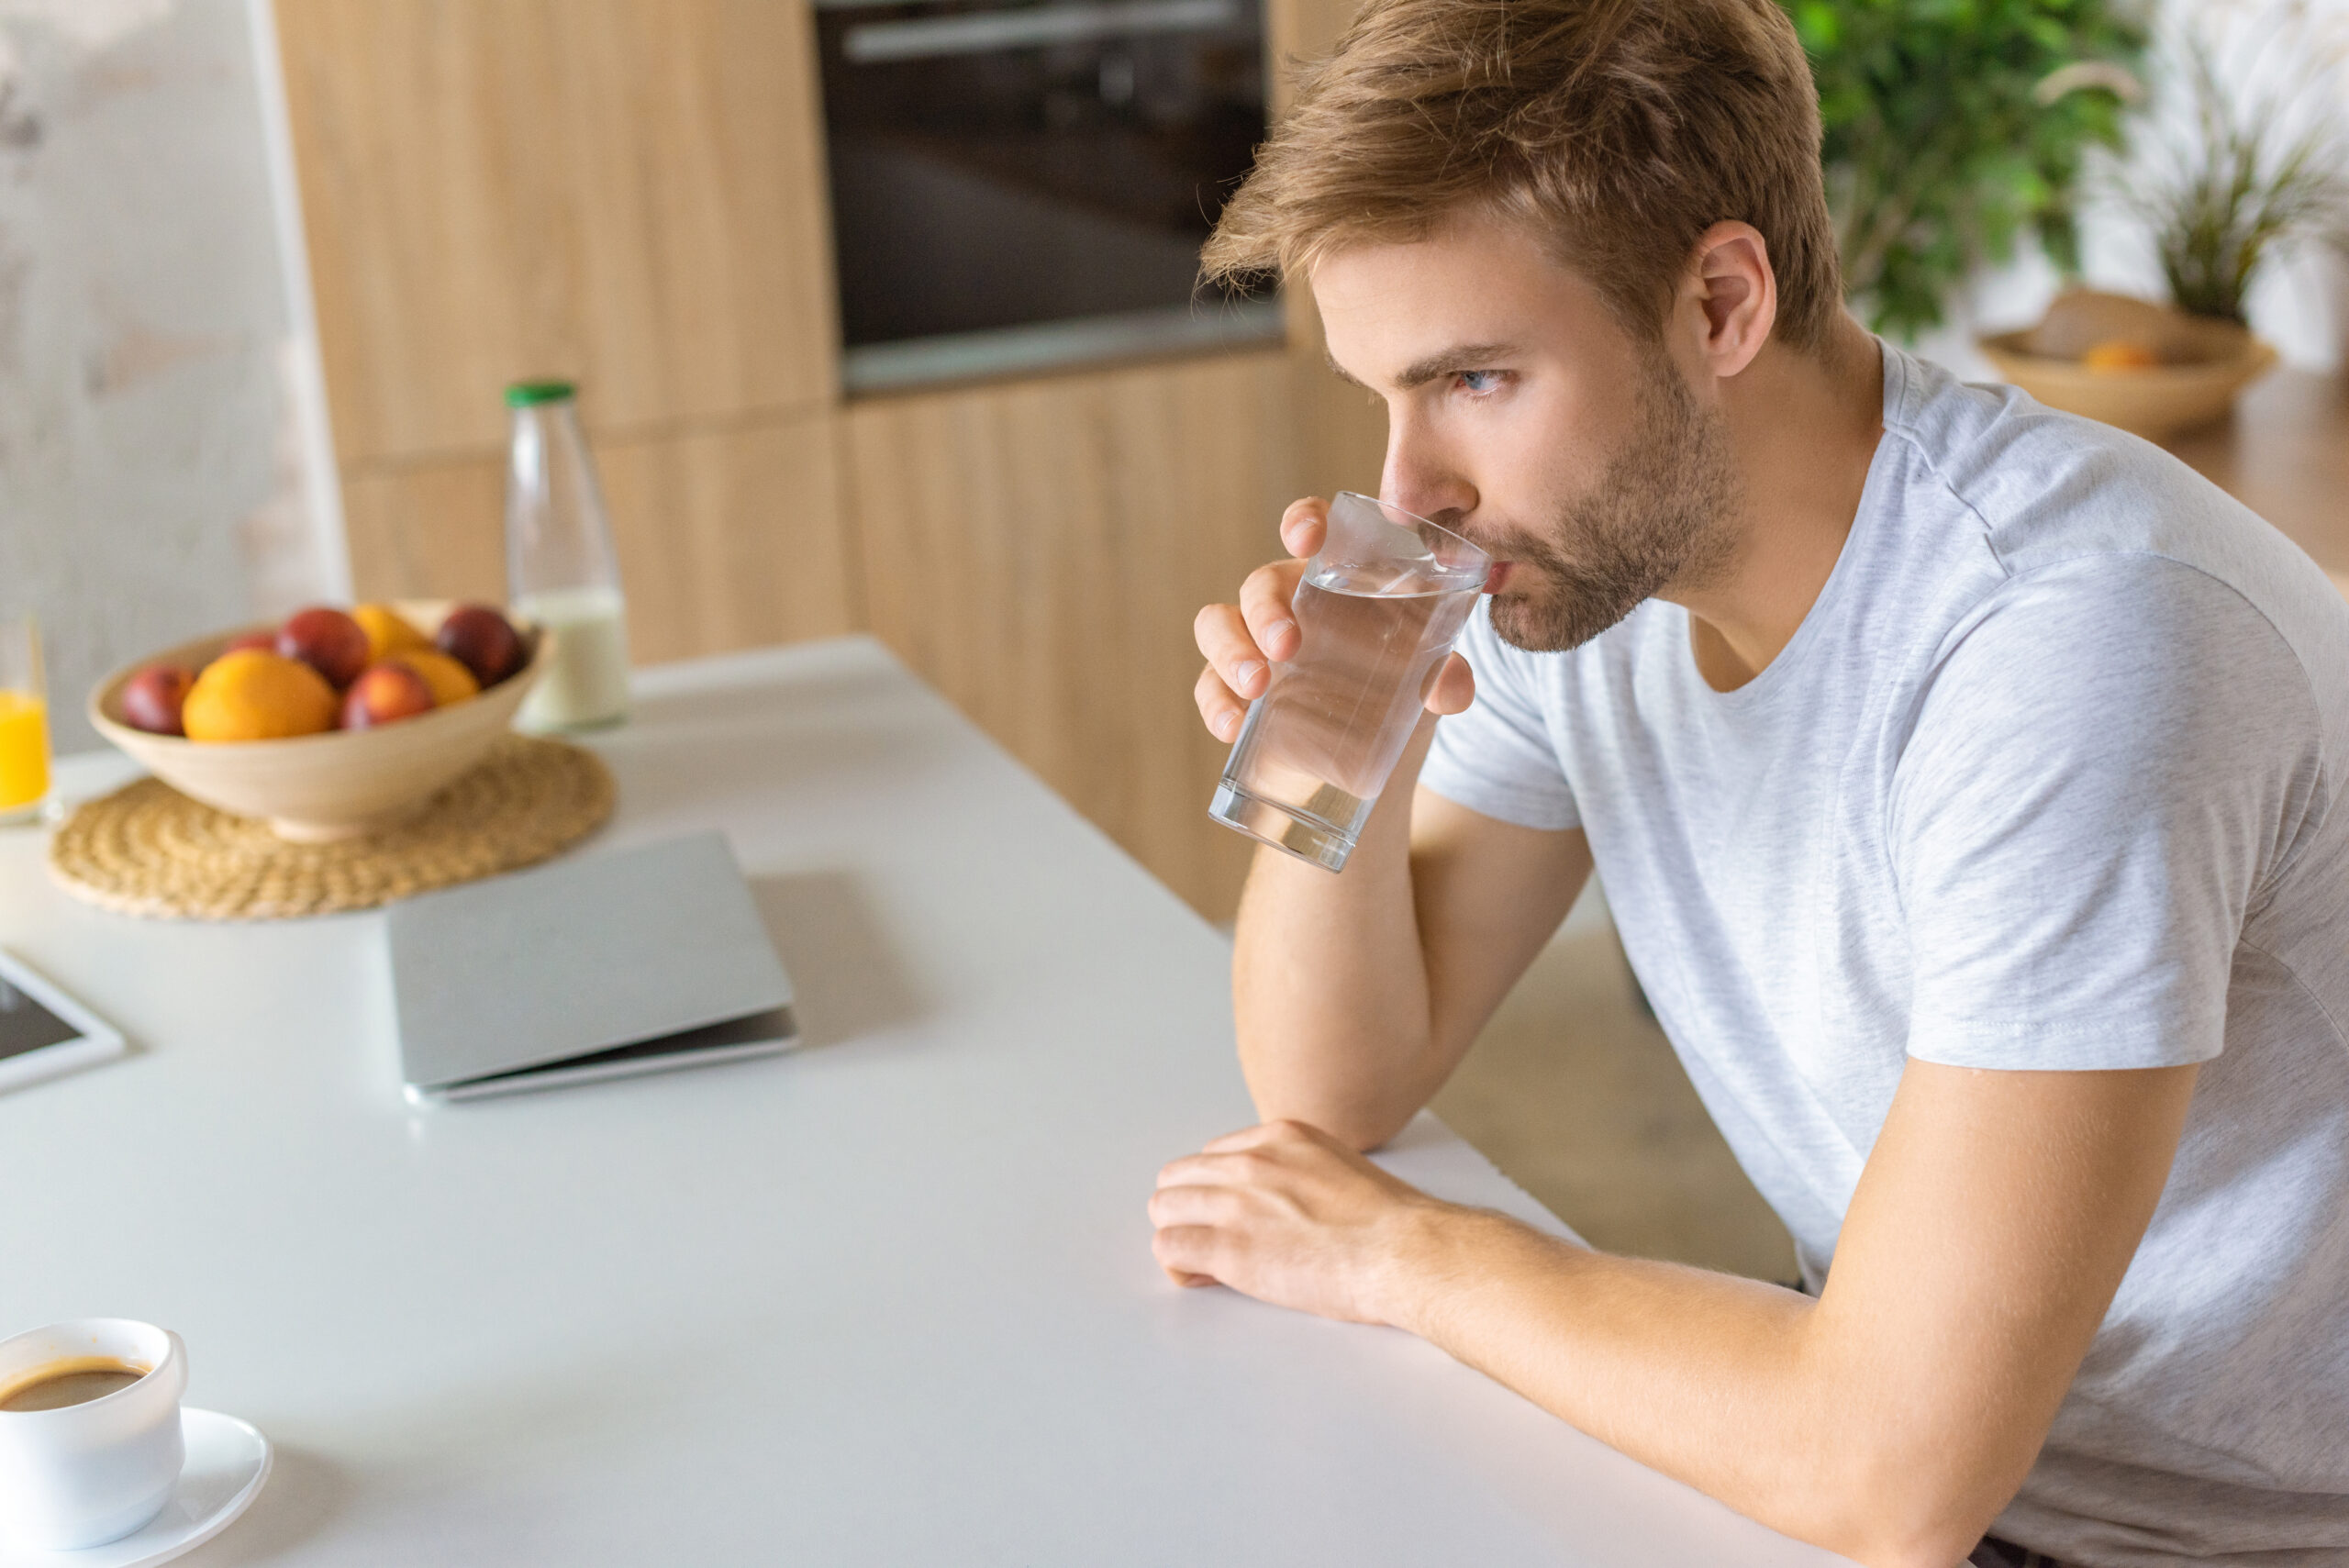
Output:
[1893, 554, 2324, 1071]
[1418, 600, 1581, 831]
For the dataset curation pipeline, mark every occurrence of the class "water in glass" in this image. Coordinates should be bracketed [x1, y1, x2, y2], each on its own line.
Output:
[1210, 551, 1481, 870]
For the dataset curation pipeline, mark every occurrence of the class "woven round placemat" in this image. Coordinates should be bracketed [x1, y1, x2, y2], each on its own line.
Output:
[48, 735, 614, 920]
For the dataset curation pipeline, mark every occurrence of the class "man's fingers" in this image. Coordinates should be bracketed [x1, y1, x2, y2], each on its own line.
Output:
[1192, 595, 1269, 744]
[1154, 1149, 1264, 1189]
[1425, 651, 1475, 716]
[1239, 561, 1307, 664]
[1152, 1223, 1226, 1282]
[1183, 497, 1327, 750]
[1187, 503, 1321, 748]
[1194, 663, 1247, 745]
[1148, 1181, 1250, 1228]
[1194, 601, 1272, 699]
[1278, 496, 1329, 560]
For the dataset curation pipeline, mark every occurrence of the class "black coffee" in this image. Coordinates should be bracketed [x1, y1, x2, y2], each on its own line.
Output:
[0, 1360, 148, 1413]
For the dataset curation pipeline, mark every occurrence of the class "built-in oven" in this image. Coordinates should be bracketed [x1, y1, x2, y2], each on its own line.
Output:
[815, 0, 1279, 393]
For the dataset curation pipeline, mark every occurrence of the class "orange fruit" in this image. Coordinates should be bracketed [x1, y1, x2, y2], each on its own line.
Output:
[351, 603, 431, 662]
[182, 650, 339, 741]
[2082, 339, 2161, 373]
[386, 648, 480, 706]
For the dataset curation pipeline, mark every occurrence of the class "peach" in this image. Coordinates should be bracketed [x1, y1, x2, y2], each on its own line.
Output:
[386, 649, 479, 707]
[341, 662, 437, 729]
[121, 664, 196, 736]
[278, 606, 372, 688]
[436, 604, 523, 688]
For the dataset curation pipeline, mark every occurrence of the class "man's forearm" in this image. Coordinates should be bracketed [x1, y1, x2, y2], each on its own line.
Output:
[1383, 1211, 1992, 1568]
[1231, 719, 1444, 1148]
[1156, 1067, 2194, 1566]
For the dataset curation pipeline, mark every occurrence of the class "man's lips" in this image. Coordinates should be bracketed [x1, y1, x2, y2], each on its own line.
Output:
[1483, 562, 1516, 594]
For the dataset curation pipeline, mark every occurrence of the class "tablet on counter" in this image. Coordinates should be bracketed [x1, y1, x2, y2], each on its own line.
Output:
[0, 948, 128, 1095]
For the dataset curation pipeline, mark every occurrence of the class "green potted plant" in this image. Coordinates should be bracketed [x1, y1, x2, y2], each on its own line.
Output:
[2133, 9, 2349, 326]
[1784, 0, 2147, 339]
[1980, 5, 2349, 440]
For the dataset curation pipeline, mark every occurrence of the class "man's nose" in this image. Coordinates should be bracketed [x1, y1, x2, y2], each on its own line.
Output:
[1381, 415, 1477, 525]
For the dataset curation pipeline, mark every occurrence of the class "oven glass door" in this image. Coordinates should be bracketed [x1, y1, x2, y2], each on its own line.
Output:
[818, 0, 1278, 391]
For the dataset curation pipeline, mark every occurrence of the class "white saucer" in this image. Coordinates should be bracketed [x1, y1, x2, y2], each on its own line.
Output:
[0, 1408, 273, 1568]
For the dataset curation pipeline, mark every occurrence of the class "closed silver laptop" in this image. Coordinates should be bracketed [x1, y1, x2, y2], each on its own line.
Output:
[388, 830, 798, 1104]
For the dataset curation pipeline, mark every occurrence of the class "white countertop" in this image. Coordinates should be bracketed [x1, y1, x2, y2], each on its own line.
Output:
[0, 637, 1839, 1565]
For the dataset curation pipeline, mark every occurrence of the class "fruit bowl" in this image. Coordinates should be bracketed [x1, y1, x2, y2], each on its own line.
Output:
[1978, 290, 2278, 444]
[88, 603, 542, 842]
[1980, 330, 2277, 444]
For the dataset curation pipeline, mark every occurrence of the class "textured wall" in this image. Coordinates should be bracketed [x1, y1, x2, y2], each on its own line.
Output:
[0, 0, 339, 753]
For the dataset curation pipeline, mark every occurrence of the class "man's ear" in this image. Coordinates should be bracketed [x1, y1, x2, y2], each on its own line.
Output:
[1681, 221, 1776, 379]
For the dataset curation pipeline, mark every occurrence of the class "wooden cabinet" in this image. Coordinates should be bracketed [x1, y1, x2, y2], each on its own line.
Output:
[278, 0, 840, 462]
[277, 0, 1380, 919]
[278, 0, 862, 676]
[850, 352, 1311, 914]
[598, 416, 859, 664]
[332, 408, 860, 664]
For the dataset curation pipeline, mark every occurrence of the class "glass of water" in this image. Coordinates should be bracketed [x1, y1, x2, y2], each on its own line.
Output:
[1208, 493, 1489, 871]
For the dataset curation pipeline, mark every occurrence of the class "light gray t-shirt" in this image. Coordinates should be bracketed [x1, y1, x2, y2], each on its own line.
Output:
[1420, 343, 2349, 1562]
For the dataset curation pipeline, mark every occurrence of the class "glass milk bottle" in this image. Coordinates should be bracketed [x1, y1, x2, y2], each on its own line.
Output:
[505, 382, 630, 729]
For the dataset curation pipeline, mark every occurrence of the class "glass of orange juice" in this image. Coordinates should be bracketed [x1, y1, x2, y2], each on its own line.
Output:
[0, 617, 50, 825]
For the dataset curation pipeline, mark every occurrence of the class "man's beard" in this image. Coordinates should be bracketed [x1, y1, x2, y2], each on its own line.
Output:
[1481, 355, 1741, 653]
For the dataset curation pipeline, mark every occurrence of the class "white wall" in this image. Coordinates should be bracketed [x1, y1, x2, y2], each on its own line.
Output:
[0, 0, 342, 752]
[1913, 0, 2349, 380]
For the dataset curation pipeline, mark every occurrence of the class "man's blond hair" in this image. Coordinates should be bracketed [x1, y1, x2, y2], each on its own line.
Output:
[1202, 0, 1843, 352]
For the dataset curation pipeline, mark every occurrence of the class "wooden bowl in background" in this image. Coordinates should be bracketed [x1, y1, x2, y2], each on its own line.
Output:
[1979, 292, 2279, 444]
[88, 603, 542, 842]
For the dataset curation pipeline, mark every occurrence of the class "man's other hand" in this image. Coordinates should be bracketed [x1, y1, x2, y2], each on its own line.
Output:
[1149, 1119, 1460, 1324]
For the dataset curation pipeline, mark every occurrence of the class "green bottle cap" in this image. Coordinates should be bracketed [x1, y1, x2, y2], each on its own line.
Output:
[505, 380, 577, 407]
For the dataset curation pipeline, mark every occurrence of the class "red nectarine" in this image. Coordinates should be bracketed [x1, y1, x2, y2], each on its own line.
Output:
[279, 606, 371, 688]
[437, 605, 523, 688]
[121, 664, 195, 736]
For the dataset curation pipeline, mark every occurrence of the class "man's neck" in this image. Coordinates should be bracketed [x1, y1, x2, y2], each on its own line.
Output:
[1673, 316, 1885, 693]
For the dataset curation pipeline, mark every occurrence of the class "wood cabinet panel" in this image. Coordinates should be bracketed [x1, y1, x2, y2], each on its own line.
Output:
[340, 452, 506, 606]
[340, 410, 857, 662]
[598, 416, 860, 664]
[847, 352, 1321, 916]
[1263, 0, 1390, 511]
[1288, 318, 1389, 494]
[277, 0, 838, 463]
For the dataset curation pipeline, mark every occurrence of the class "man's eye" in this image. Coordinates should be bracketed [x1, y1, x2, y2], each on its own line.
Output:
[1456, 370, 1505, 395]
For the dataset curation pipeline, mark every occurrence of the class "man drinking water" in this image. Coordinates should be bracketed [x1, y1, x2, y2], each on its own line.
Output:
[1147, 1, 2349, 1562]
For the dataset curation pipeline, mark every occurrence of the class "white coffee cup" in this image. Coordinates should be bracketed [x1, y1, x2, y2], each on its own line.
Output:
[0, 1318, 189, 1551]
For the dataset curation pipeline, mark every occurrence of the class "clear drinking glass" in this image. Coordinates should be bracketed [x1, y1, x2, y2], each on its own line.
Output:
[506, 381, 631, 731]
[0, 617, 50, 826]
[1208, 493, 1489, 871]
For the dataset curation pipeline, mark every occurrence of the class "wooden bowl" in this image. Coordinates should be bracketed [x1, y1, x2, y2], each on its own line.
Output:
[1979, 325, 2278, 445]
[89, 603, 543, 842]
